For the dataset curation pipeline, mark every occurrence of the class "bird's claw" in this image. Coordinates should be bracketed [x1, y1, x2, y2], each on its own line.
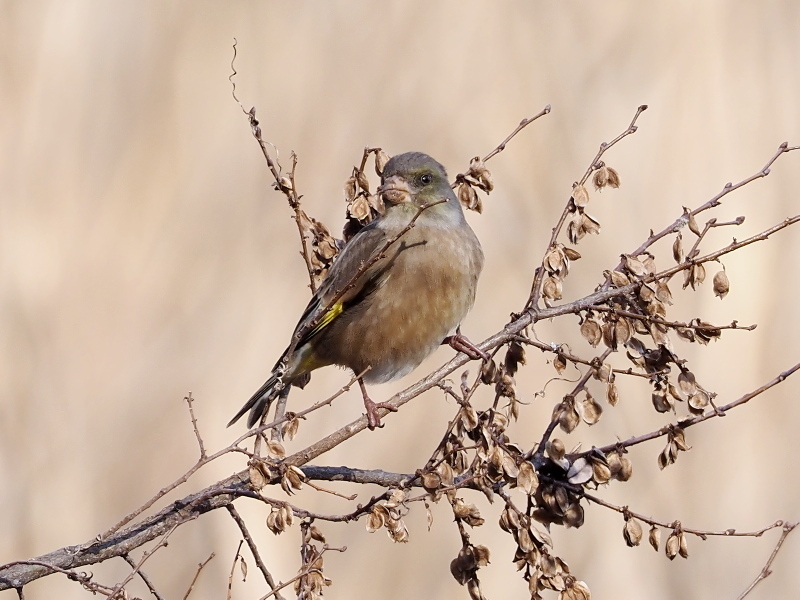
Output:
[363, 398, 398, 430]
[443, 333, 490, 362]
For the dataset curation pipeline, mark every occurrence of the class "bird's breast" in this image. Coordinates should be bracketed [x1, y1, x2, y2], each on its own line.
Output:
[316, 221, 483, 383]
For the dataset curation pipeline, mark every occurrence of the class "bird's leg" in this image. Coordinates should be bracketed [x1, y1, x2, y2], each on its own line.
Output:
[359, 378, 397, 430]
[443, 328, 490, 362]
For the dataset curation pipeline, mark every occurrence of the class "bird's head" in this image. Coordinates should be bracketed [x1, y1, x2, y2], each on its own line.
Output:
[378, 152, 460, 214]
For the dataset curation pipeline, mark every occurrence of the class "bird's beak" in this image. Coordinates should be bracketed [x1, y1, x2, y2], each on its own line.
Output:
[378, 175, 413, 205]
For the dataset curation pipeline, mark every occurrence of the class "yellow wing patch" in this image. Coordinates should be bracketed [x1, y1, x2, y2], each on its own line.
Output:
[307, 302, 343, 340]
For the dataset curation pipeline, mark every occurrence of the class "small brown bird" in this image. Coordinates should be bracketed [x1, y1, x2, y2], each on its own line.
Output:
[228, 152, 484, 429]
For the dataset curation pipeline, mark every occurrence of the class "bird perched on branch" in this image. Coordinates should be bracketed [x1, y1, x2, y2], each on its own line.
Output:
[228, 152, 485, 430]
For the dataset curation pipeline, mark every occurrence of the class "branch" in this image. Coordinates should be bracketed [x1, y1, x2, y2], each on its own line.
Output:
[587, 361, 800, 457]
[529, 105, 647, 309]
[481, 105, 551, 163]
[737, 522, 798, 600]
[226, 506, 285, 600]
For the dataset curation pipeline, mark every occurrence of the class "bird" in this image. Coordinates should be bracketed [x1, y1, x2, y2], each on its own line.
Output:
[228, 151, 485, 430]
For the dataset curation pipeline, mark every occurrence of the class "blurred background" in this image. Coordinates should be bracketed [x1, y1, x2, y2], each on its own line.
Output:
[2, 1, 799, 598]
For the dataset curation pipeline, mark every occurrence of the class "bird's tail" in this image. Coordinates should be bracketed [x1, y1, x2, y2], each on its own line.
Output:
[227, 372, 284, 428]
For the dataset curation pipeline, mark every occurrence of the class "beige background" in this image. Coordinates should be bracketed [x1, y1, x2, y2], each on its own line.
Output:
[2, 1, 800, 598]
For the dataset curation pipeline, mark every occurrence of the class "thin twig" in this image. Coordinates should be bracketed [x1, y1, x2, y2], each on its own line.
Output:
[582, 492, 785, 538]
[122, 553, 166, 600]
[587, 361, 800, 456]
[602, 142, 799, 290]
[587, 307, 757, 333]
[182, 553, 215, 600]
[108, 525, 180, 599]
[513, 334, 667, 380]
[532, 348, 613, 460]
[230, 39, 317, 291]
[226, 505, 286, 600]
[737, 522, 798, 600]
[184, 392, 206, 460]
[529, 105, 648, 309]
[481, 106, 551, 163]
[226, 540, 245, 600]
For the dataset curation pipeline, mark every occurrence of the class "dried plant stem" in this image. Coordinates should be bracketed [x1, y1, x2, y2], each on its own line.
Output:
[587, 307, 756, 332]
[184, 392, 207, 460]
[108, 525, 180, 599]
[589, 361, 800, 456]
[582, 492, 785, 538]
[230, 40, 317, 291]
[605, 142, 799, 289]
[226, 506, 285, 600]
[226, 540, 245, 600]
[182, 553, 215, 600]
[481, 105, 551, 163]
[529, 105, 648, 309]
[532, 348, 613, 459]
[122, 554, 166, 600]
[514, 334, 666, 380]
[737, 522, 798, 600]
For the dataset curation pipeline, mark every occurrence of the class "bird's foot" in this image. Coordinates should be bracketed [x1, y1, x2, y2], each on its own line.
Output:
[363, 397, 398, 430]
[358, 377, 397, 430]
[443, 333, 490, 362]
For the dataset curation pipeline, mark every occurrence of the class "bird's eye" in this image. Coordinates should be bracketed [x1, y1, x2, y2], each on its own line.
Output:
[420, 173, 433, 185]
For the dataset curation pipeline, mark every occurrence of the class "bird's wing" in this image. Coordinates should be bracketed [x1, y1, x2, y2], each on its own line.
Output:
[291, 221, 390, 349]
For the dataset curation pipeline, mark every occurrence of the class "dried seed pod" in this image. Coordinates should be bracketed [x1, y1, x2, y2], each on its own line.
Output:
[652, 388, 674, 413]
[687, 210, 701, 237]
[672, 232, 684, 263]
[572, 184, 590, 208]
[591, 459, 611, 484]
[468, 156, 494, 192]
[665, 531, 680, 560]
[553, 353, 568, 375]
[562, 580, 591, 600]
[542, 275, 563, 303]
[546, 438, 566, 463]
[558, 402, 580, 433]
[623, 516, 643, 547]
[517, 460, 539, 494]
[505, 341, 526, 376]
[576, 390, 603, 425]
[267, 440, 286, 459]
[623, 254, 648, 277]
[343, 175, 358, 202]
[606, 380, 619, 406]
[677, 370, 697, 396]
[608, 452, 632, 481]
[610, 270, 631, 287]
[606, 166, 621, 188]
[480, 358, 499, 384]
[249, 464, 267, 490]
[422, 471, 442, 491]
[592, 167, 609, 190]
[562, 502, 585, 528]
[580, 316, 603, 347]
[457, 181, 481, 213]
[580, 212, 601, 236]
[713, 269, 730, 298]
[688, 389, 710, 413]
[594, 362, 612, 383]
[655, 281, 673, 304]
[567, 457, 593, 485]
[678, 531, 689, 558]
[452, 498, 485, 527]
[374, 149, 390, 175]
[649, 525, 661, 551]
